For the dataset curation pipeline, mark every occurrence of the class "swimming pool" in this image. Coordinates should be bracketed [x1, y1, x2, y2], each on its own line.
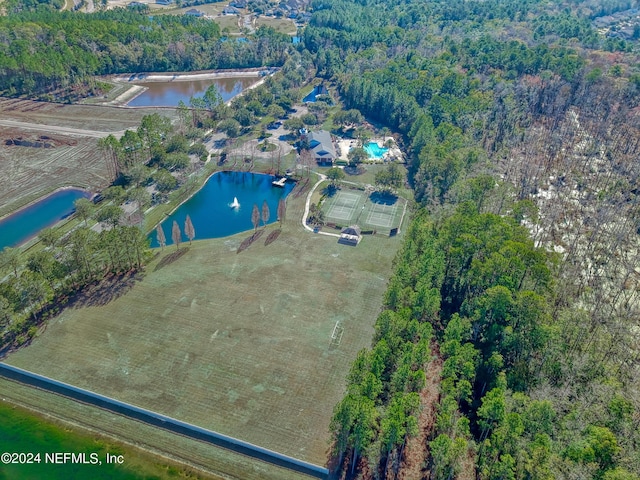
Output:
[364, 142, 388, 159]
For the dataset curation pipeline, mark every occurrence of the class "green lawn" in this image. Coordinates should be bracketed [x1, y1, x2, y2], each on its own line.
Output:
[0, 401, 208, 480]
[255, 17, 297, 35]
[5, 179, 405, 468]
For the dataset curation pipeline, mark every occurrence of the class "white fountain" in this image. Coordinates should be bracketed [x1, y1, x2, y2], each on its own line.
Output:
[230, 196, 240, 208]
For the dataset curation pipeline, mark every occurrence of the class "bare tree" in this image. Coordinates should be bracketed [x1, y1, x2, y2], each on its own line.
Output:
[261, 200, 270, 228]
[156, 224, 166, 250]
[171, 220, 182, 250]
[251, 204, 260, 234]
[277, 198, 286, 226]
[184, 215, 195, 245]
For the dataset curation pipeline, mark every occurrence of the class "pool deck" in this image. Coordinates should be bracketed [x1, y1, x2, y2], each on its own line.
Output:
[336, 136, 396, 162]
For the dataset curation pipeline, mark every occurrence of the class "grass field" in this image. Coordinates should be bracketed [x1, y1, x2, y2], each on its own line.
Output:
[255, 17, 297, 35]
[5, 187, 404, 467]
[0, 378, 308, 480]
[0, 401, 214, 480]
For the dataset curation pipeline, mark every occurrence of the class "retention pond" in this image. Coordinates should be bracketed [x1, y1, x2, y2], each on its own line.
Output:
[152, 171, 295, 247]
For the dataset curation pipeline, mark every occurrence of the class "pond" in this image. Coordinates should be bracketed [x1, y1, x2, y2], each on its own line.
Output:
[127, 76, 259, 107]
[0, 188, 90, 250]
[152, 171, 295, 247]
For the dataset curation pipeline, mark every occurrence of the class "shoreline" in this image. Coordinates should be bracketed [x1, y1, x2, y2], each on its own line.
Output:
[112, 68, 266, 84]
[0, 186, 92, 224]
[105, 67, 272, 107]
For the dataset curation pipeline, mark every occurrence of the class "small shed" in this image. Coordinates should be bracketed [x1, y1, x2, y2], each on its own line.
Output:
[339, 225, 362, 246]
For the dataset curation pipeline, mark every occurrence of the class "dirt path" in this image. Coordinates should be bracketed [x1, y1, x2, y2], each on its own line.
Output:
[0, 118, 126, 139]
[397, 348, 443, 480]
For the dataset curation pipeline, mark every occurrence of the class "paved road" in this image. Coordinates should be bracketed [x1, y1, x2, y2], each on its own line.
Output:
[0, 118, 126, 139]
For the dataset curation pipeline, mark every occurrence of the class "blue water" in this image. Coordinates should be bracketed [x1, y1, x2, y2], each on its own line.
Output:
[0, 189, 90, 250]
[152, 171, 295, 246]
[364, 142, 389, 159]
[302, 85, 324, 103]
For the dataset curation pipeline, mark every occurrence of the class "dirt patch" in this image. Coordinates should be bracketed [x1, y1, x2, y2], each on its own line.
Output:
[398, 347, 443, 480]
[0, 99, 177, 218]
[5, 134, 77, 148]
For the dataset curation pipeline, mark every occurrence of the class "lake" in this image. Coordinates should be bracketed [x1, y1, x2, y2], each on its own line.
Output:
[127, 76, 259, 107]
[0, 189, 90, 250]
[153, 171, 295, 247]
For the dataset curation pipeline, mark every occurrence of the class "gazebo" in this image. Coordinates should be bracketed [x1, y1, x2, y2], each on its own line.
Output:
[339, 225, 362, 246]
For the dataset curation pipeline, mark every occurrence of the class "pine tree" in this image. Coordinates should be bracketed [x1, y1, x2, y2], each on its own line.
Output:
[277, 198, 286, 226]
[171, 221, 182, 250]
[156, 224, 166, 250]
[184, 215, 195, 245]
[251, 204, 260, 233]
[261, 200, 270, 228]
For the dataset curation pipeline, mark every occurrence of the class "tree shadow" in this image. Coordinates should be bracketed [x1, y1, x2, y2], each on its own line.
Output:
[344, 165, 366, 176]
[237, 230, 264, 253]
[154, 247, 189, 272]
[369, 191, 398, 205]
[322, 184, 339, 196]
[69, 271, 143, 309]
[293, 178, 310, 198]
[264, 229, 281, 246]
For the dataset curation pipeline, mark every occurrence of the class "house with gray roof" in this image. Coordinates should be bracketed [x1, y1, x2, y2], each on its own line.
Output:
[307, 130, 336, 165]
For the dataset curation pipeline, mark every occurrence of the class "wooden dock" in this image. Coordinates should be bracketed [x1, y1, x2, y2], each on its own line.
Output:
[272, 177, 287, 187]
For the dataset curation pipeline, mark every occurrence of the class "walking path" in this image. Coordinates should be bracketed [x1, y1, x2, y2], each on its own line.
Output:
[301, 173, 341, 238]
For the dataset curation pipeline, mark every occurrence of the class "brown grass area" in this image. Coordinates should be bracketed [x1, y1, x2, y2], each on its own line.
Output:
[5, 201, 403, 466]
[398, 349, 443, 480]
[0, 99, 177, 217]
[255, 17, 297, 35]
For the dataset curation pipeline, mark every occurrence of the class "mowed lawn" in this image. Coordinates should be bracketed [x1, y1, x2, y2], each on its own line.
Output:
[6, 211, 402, 465]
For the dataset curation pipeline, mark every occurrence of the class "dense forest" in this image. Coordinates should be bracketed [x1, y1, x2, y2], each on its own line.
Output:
[2, 0, 640, 477]
[0, 8, 290, 97]
[310, 0, 640, 478]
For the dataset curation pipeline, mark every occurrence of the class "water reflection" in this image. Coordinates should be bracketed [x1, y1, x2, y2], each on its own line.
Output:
[127, 76, 259, 107]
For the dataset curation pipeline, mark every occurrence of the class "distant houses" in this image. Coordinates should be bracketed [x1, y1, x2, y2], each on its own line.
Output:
[155, 0, 172, 5]
[184, 7, 204, 16]
[222, 6, 239, 14]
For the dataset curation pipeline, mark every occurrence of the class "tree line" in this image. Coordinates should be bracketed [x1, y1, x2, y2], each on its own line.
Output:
[316, 0, 640, 477]
[0, 8, 291, 98]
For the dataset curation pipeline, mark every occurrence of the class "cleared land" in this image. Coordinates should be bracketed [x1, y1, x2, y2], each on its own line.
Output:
[0, 99, 177, 217]
[5, 189, 403, 466]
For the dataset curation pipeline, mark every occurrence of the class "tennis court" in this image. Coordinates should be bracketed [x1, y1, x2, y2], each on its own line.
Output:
[321, 188, 406, 234]
[365, 202, 397, 228]
[324, 191, 363, 223]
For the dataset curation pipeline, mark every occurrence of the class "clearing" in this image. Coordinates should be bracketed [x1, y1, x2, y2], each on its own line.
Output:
[5, 187, 405, 467]
[0, 99, 176, 217]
